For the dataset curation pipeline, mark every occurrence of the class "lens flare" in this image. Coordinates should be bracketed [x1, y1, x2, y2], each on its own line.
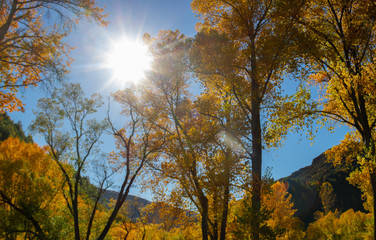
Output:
[105, 37, 152, 85]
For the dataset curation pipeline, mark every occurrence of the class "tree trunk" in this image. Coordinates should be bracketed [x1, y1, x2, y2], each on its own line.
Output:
[73, 197, 80, 240]
[367, 139, 376, 240]
[219, 184, 230, 240]
[97, 195, 127, 240]
[251, 103, 262, 240]
[200, 195, 210, 240]
[86, 193, 101, 240]
[212, 220, 218, 240]
[73, 172, 81, 240]
[250, 69, 262, 240]
[371, 172, 376, 240]
[362, 130, 375, 239]
[220, 150, 231, 240]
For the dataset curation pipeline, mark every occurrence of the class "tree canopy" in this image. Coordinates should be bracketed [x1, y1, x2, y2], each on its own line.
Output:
[0, 0, 106, 112]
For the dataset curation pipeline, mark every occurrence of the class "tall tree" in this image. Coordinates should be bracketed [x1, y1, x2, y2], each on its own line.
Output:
[191, 1, 308, 239]
[0, 0, 106, 112]
[114, 30, 247, 240]
[113, 30, 214, 239]
[96, 90, 166, 240]
[294, 0, 376, 237]
[31, 82, 164, 239]
[194, 80, 250, 240]
[30, 83, 107, 240]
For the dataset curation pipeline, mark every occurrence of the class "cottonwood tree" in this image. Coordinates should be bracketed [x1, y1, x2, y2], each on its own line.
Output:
[263, 181, 305, 240]
[151, 30, 245, 240]
[194, 85, 250, 240]
[30, 83, 108, 240]
[0, 0, 106, 112]
[190, 1, 310, 239]
[96, 91, 167, 240]
[114, 30, 247, 240]
[113, 30, 212, 238]
[293, 0, 376, 237]
[28, 82, 162, 240]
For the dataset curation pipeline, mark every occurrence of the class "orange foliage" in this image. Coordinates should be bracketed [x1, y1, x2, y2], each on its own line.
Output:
[0, 0, 106, 113]
[263, 181, 305, 240]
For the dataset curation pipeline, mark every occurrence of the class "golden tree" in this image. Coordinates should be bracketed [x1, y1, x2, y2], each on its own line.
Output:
[294, 0, 376, 237]
[0, 0, 106, 112]
[306, 209, 372, 240]
[190, 1, 311, 239]
[114, 30, 248, 240]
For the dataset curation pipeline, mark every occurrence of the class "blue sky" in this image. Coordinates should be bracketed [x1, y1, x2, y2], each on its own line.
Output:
[9, 0, 349, 200]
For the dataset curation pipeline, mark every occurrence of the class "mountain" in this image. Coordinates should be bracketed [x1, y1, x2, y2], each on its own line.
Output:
[102, 189, 151, 208]
[99, 153, 365, 226]
[281, 153, 365, 225]
[101, 189, 151, 219]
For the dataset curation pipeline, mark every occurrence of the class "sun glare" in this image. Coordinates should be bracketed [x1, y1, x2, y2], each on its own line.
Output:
[106, 37, 152, 85]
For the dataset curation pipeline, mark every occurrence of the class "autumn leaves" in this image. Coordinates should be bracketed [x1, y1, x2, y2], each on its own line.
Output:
[1, 0, 376, 239]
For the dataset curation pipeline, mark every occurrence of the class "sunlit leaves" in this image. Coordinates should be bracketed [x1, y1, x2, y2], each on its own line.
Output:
[306, 209, 372, 240]
[0, 0, 106, 113]
[0, 137, 60, 208]
[295, 2, 376, 235]
[325, 132, 362, 166]
[0, 137, 66, 239]
[191, 1, 310, 238]
[230, 181, 304, 240]
[265, 86, 318, 148]
[297, 0, 376, 141]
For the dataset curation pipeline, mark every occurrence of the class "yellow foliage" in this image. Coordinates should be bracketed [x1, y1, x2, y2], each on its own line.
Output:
[144, 201, 196, 232]
[229, 181, 304, 239]
[110, 222, 201, 240]
[325, 132, 362, 166]
[306, 209, 372, 240]
[0, 137, 63, 209]
[263, 181, 305, 240]
[0, 137, 68, 238]
[347, 146, 376, 213]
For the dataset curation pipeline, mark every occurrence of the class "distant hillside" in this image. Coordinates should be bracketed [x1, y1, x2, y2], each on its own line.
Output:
[102, 189, 151, 207]
[100, 189, 198, 225]
[0, 113, 32, 142]
[99, 153, 365, 226]
[281, 153, 364, 225]
[101, 189, 151, 219]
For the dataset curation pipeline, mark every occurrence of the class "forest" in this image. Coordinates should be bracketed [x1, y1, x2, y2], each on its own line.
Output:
[0, 0, 376, 239]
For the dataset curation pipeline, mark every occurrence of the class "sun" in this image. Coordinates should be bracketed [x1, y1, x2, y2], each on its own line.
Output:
[105, 37, 152, 85]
